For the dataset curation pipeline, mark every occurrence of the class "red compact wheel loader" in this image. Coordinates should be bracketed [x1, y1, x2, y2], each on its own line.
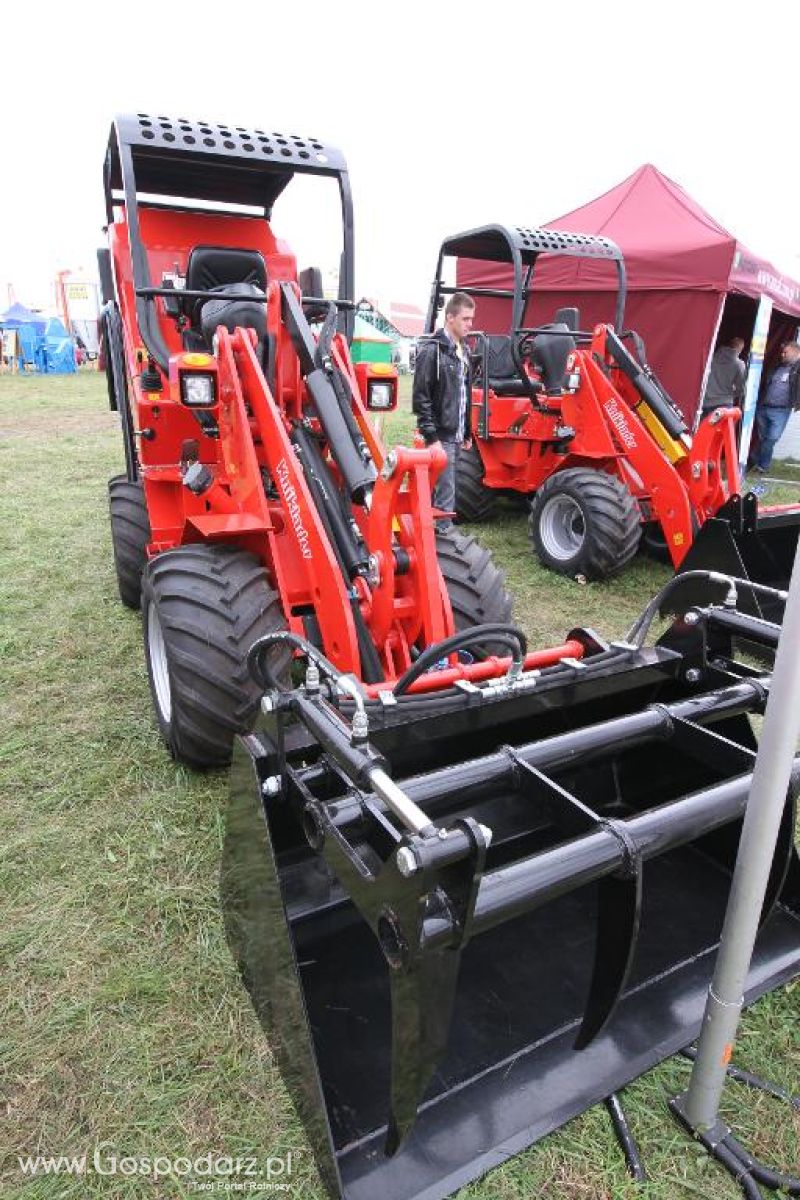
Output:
[100, 115, 519, 768]
[425, 225, 800, 583]
[101, 116, 800, 1200]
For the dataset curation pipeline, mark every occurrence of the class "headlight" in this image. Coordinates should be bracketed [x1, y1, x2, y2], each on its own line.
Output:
[180, 372, 216, 407]
[367, 379, 395, 410]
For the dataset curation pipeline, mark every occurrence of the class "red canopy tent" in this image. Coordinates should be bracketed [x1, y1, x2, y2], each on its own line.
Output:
[458, 165, 800, 422]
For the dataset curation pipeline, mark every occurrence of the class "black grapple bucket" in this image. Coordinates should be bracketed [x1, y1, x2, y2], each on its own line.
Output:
[222, 620, 800, 1200]
[670, 494, 800, 624]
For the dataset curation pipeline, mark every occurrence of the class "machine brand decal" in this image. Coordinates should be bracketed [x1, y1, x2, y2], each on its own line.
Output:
[604, 397, 637, 450]
[276, 458, 312, 559]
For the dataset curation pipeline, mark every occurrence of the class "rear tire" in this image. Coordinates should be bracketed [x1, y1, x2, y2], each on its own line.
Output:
[528, 468, 641, 581]
[142, 544, 288, 769]
[455, 444, 497, 522]
[436, 528, 513, 648]
[108, 474, 151, 609]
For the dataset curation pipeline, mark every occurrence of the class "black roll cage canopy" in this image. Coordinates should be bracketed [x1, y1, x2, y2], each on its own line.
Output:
[103, 113, 356, 371]
[425, 223, 627, 335]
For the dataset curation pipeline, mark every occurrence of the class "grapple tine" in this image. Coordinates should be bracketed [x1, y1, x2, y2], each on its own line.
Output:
[574, 844, 642, 1049]
[384, 947, 462, 1156]
[385, 816, 488, 1153]
[504, 747, 644, 1050]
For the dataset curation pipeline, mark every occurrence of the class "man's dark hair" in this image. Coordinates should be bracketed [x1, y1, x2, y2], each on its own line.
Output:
[445, 291, 476, 319]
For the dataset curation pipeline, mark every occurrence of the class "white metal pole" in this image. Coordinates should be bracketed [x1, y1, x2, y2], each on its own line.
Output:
[683, 537, 800, 1129]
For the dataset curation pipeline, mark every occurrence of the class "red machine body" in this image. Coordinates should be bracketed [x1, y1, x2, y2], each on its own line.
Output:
[474, 324, 742, 565]
[107, 208, 467, 682]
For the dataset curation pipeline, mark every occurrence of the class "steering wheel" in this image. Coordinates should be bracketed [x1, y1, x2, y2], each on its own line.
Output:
[511, 330, 544, 399]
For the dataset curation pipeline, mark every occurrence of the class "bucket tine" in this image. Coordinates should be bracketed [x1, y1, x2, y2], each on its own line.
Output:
[575, 836, 642, 1049]
[384, 944, 462, 1156]
[505, 748, 643, 1049]
[385, 816, 488, 1154]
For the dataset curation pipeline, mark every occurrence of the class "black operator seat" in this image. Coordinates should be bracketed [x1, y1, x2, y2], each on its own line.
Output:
[182, 246, 269, 368]
[483, 334, 534, 397]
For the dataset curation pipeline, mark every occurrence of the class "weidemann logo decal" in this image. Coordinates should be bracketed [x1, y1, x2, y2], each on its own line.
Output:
[603, 396, 637, 450]
[276, 458, 312, 559]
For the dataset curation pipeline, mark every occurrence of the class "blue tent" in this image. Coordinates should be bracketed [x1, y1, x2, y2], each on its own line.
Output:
[1, 305, 76, 372]
[0, 302, 47, 334]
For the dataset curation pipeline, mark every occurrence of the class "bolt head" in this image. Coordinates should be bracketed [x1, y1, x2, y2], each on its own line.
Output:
[684, 611, 700, 626]
[262, 775, 282, 797]
[685, 668, 702, 684]
[395, 846, 418, 877]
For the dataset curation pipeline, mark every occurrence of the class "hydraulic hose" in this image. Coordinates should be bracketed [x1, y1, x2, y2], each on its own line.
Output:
[393, 624, 527, 697]
[247, 630, 367, 699]
[625, 569, 788, 649]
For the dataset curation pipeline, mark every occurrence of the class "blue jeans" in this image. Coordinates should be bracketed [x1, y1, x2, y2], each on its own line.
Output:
[754, 406, 791, 471]
[432, 440, 458, 529]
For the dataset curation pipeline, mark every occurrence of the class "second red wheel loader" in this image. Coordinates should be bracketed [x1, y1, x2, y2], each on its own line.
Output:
[426, 225, 800, 586]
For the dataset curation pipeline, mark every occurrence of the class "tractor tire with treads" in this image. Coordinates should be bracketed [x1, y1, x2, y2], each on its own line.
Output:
[142, 544, 288, 769]
[436, 528, 513, 649]
[454, 444, 497, 522]
[528, 468, 641, 581]
[108, 474, 151, 609]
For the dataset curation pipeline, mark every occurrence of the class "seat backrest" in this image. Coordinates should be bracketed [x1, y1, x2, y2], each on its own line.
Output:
[553, 306, 579, 332]
[185, 245, 267, 295]
[484, 334, 517, 381]
[182, 246, 269, 370]
[298, 266, 323, 297]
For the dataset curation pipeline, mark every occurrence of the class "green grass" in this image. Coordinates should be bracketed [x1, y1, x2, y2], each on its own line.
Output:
[1, 373, 798, 1200]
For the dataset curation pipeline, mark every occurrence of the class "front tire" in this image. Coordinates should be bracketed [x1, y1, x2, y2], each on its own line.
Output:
[436, 527, 513, 645]
[142, 544, 288, 768]
[528, 468, 641, 581]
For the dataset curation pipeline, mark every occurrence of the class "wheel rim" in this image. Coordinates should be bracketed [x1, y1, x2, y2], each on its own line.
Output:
[538, 494, 586, 561]
[147, 603, 172, 722]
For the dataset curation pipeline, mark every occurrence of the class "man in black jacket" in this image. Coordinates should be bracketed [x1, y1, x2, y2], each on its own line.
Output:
[412, 291, 475, 529]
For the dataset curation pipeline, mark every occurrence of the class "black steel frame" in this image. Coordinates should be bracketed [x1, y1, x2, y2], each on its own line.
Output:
[103, 113, 356, 371]
[424, 223, 627, 333]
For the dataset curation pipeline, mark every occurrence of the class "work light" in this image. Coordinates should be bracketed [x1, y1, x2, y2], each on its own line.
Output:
[180, 373, 217, 407]
[367, 379, 395, 410]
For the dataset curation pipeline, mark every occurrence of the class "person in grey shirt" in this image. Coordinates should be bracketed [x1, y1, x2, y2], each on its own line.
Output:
[702, 336, 746, 412]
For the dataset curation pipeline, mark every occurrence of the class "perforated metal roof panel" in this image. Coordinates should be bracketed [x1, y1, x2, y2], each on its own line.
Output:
[105, 113, 348, 211]
[439, 224, 623, 265]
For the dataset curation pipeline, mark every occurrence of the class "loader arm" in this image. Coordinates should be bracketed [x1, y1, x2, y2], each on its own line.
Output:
[580, 335, 696, 560]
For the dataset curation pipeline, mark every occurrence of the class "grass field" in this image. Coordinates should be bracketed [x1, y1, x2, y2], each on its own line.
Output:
[1, 371, 798, 1200]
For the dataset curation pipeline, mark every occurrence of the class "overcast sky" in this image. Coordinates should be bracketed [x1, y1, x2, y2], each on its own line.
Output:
[2, 0, 798, 312]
